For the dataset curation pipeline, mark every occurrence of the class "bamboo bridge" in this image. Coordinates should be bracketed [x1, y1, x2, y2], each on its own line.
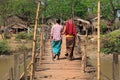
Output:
[7, 0, 101, 80]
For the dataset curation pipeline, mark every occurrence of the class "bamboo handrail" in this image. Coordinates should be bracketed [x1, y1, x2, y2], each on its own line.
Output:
[30, 1, 41, 80]
[97, 0, 101, 80]
[19, 61, 33, 79]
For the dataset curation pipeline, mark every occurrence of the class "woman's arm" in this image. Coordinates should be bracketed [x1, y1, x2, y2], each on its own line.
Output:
[62, 26, 66, 35]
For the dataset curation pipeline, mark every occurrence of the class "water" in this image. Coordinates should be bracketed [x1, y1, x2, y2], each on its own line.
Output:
[0, 53, 120, 80]
[89, 55, 120, 80]
[0, 55, 14, 80]
[0, 54, 31, 80]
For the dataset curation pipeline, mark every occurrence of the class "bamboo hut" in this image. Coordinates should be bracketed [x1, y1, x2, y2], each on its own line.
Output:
[74, 17, 92, 35]
[6, 23, 28, 33]
[91, 16, 106, 34]
[5, 15, 28, 33]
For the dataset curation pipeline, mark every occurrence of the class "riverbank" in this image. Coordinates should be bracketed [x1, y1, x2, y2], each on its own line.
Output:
[85, 35, 120, 80]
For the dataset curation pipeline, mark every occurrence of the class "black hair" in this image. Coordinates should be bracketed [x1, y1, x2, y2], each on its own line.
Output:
[56, 19, 61, 24]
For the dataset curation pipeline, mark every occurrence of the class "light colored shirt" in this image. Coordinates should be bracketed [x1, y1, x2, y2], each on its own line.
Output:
[51, 23, 63, 41]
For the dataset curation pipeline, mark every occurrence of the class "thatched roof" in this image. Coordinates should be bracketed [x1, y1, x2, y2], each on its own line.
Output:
[91, 16, 103, 21]
[74, 17, 90, 24]
[73, 17, 91, 29]
[5, 15, 27, 26]
[7, 23, 27, 29]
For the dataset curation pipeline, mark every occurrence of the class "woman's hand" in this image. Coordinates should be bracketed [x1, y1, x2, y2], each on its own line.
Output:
[50, 36, 53, 42]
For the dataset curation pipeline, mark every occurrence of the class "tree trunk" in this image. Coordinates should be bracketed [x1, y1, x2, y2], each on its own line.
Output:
[113, 54, 119, 80]
[71, 0, 74, 19]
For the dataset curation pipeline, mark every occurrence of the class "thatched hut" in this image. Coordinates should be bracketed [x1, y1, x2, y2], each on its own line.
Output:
[91, 16, 113, 34]
[74, 17, 92, 35]
[6, 23, 27, 33]
[5, 15, 28, 25]
[5, 15, 28, 33]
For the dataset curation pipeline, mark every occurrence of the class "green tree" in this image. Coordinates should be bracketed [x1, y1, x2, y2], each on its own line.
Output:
[100, 0, 120, 20]
[0, 0, 37, 25]
[44, 0, 88, 20]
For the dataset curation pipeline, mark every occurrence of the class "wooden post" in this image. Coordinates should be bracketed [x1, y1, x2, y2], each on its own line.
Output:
[30, 1, 40, 80]
[113, 54, 119, 80]
[24, 52, 27, 80]
[97, 0, 101, 80]
[0, 33, 4, 40]
[43, 27, 45, 56]
[77, 35, 81, 54]
[9, 67, 14, 80]
[14, 54, 20, 80]
[81, 40, 86, 72]
[82, 30, 87, 72]
[40, 26, 43, 64]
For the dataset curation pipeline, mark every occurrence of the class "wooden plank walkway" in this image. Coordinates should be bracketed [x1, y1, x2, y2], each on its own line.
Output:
[35, 36, 96, 80]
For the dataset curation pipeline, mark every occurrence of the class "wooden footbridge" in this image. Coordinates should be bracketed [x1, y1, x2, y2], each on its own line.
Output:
[6, 0, 101, 80]
[7, 24, 96, 80]
[29, 2, 95, 80]
[34, 35, 96, 80]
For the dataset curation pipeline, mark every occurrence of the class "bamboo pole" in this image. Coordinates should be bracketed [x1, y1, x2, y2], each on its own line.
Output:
[97, 0, 101, 80]
[30, 1, 40, 80]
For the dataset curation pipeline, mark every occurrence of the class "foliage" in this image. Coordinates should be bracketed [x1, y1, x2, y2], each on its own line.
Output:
[4, 33, 11, 39]
[0, 0, 120, 24]
[43, 0, 89, 20]
[101, 0, 120, 20]
[11, 0, 36, 22]
[0, 40, 10, 55]
[18, 44, 28, 52]
[26, 32, 34, 40]
[16, 32, 33, 40]
[101, 30, 120, 54]
[0, 0, 36, 25]
[100, 20, 107, 34]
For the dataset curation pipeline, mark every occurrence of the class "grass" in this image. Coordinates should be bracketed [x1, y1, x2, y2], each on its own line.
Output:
[101, 29, 120, 38]
[109, 30, 120, 37]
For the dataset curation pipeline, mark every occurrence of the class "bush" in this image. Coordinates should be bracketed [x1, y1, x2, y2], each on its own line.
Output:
[4, 33, 11, 39]
[16, 32, 33, 40]
[100, 21, 107, 34]
[18, 44, 28, 52]
[0, 40, 10, 55]
[101, 30, 120, 54]
[26, 32, 33, 40]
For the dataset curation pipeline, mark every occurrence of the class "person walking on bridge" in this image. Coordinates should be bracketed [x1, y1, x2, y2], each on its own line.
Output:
[63, 19, 77, 60]
[50, 19, 63, 60]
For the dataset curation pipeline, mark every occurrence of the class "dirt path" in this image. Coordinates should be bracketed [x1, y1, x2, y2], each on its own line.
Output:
[35, 36, 95, 80]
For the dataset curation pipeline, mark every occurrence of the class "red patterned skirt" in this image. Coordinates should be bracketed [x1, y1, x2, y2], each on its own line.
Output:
[65, 37, 75, 60]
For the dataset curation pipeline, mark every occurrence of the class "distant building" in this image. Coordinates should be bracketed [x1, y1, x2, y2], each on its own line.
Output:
[5, 15, 28, 33]
[74, 17, 92, 35]
[117, 10, 120, 18]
